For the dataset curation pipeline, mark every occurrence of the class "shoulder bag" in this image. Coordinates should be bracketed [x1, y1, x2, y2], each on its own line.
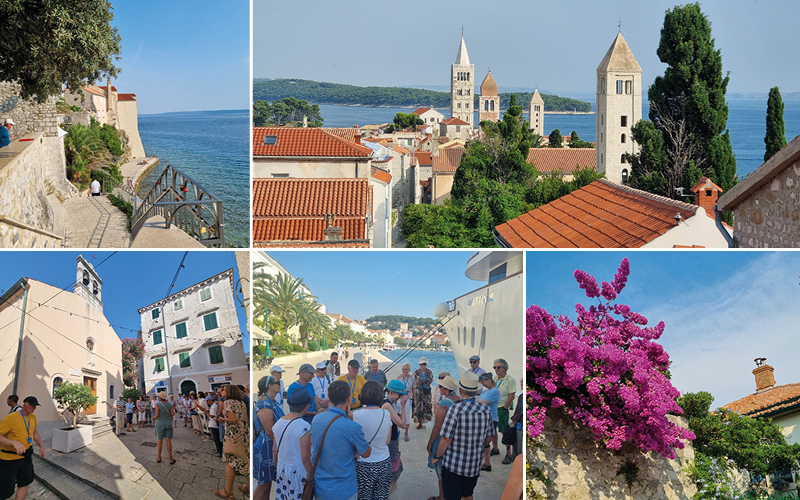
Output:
[302, 415, 343, 500]
[222, 401, 247, 459]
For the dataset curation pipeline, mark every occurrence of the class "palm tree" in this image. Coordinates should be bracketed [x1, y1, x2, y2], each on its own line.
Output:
[296, 299, 331, 349]
[254, 265, 321, 346]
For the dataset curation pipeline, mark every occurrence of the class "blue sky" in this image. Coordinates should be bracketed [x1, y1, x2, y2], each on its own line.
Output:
[255, 0, 800, 97]
[526, 251, 800, 408]
[264, 250, 483, 320]
[0, 251, 249, 351]
[107, 1, 249, 114]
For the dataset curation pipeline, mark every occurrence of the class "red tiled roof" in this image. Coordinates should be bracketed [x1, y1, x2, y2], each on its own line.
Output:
[253, 127, 373, 158]
[411, 150, 432, 166]
[527, 148, 596, 174]
[253, 178, 369, 217]
[117, 93, 137, 101]
[412, 107, 431, 116]
[322, 127, 358, 143]
[252, 178, 371, 246]
[80, 86, 105, 96]
[98, 85, 119, 92]
[255, 241, 370, 248]
[723, 383, 800, 418]
[391, 144, 409, 155]
[442, 117, 470, 126]
[439, 136, 450, 144]
[433, 147, 465, 174]
[494, 179, 700, 248]
[371, 167, 392, 183]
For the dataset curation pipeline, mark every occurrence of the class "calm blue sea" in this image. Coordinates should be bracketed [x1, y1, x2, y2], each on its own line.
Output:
[381, 349, 457, 383]
[320, 98, 800, 178]
[137, 110, 250, 248]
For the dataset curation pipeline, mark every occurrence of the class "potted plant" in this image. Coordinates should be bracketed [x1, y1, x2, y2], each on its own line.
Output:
[52, 382, 98, 453]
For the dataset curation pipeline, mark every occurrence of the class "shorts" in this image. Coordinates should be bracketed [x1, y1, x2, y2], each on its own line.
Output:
[156, 426, 174, 440]
[441, 466, 479, 500]
[497, 407, 510, 433]
[126, 413, 133, 424]
[0, 450, 34, 499]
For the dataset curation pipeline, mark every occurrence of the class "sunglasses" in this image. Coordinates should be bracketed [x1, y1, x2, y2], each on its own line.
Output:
[470, 360, 479, 364]
[438, 376, 445, 380]
[493, 366, 504, 370]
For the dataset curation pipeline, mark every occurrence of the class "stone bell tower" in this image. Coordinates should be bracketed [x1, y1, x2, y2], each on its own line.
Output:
[74, 254, 103, 312]
[596, 31, 642, 185]
[479, 70, 499, 123]
[451, 34, 474, 127]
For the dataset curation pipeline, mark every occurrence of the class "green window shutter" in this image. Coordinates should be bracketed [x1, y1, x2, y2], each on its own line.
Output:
[203, 313, 218, 331]
[176, 323, 188, 339]
[179, 352, 191, 368]
[209, 345, 223, 364]
[155, 357, 165, 372]
[152, 308, 160, 319]
[153, 330, 162, 345]
[200, 288, 212, 301]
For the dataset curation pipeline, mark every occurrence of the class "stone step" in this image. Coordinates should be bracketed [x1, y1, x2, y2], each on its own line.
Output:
[33, 455, 115, 500]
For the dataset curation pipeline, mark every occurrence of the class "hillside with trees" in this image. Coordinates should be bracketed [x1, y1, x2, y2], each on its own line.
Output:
[254, 78, 591, 112]
[364, 315, 438, 330]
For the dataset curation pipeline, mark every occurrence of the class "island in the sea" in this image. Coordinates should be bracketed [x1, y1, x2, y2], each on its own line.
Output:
[254, 78, 592, 113]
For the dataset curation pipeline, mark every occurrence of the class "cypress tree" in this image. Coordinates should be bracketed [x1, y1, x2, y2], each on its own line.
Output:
[548, 129, 563, 148]
[764, 86, 787, 161]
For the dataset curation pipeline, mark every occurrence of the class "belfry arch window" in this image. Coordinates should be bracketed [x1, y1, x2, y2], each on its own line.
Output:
[484, 100, 488, 111]
[622, 169, 629, 184]
[490, 101, 494, 111]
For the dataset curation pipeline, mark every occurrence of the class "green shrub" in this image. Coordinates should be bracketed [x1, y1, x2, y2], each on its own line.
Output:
[53, 382, 98, 429]
[307, 340, 319, 351]
[122, 388, 141, 402]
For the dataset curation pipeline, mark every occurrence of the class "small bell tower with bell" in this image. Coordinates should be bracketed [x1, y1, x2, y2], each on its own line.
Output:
[74, 255, 104, 312]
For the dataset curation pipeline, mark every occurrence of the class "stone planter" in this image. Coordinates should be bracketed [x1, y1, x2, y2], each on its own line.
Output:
[51, 425, 92, 453]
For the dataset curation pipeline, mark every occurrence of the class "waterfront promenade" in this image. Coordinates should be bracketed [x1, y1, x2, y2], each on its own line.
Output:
[254, 348, 514, 500]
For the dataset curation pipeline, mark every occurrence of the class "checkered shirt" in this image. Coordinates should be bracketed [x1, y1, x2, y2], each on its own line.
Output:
[440, 397, 496, 477]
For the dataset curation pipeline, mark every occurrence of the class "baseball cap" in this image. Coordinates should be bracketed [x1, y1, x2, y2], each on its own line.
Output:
[315, 361, 327, 370]
[23, 396, 40, 407]
[270, 365, 285, 373]
[4, 118, 15, 126]
[297, 363, 316, 375]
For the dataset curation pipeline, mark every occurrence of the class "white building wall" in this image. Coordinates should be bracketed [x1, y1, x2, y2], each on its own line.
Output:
[138, 269, 247, 396]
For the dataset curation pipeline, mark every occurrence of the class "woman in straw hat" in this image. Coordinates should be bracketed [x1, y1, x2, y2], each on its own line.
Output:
[425, 375, 460, 500]
[153, 391, 176, 465]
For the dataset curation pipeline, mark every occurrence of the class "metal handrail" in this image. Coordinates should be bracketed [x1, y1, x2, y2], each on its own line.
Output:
[131, 164, 224, 247]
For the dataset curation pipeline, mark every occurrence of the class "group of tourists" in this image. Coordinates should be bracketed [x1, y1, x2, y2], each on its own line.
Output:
[253, 350, 521, 500]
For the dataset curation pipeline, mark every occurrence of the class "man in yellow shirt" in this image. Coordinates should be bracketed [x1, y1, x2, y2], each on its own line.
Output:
[337, 359, 366, 409]
[0, 396, 45, 500]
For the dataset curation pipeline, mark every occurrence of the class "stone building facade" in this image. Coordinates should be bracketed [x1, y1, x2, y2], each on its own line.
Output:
[717, 134, 800, 247]
[528, 408, 697, 500]
[0, 81, 59, 138]
[596, 32, 642, 185]
[137, 268, 248, 396]
[479, 71, 499, 122]
[529, 89, 545, 137]
[451, 36, 474, 127]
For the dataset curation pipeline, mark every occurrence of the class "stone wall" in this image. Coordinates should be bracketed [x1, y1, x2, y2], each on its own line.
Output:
[0, 81, 59, 138]
[732, 161, 800, 247]
[528, 408, 697, 500]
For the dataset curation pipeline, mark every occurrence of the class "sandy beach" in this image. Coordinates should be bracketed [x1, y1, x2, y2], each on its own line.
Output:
[119, 156, 160, 192]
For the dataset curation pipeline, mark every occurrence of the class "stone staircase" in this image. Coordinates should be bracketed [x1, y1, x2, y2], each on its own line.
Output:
[81, 414, 115, 439]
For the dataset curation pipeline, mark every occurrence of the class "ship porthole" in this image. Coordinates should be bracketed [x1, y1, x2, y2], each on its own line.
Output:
[457, 327, 461, 344]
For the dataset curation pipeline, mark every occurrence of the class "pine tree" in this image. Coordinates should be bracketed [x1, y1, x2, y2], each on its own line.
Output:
[548, 129, 563, 148]
[630, 3, 737, 205]
[764, 86, 787, 162]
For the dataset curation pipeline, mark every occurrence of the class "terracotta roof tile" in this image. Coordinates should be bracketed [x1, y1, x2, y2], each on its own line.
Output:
[412, 107, 431, 116]
[253, 127, 373, 158]
[391, 144, 409, 154]
[411, 150, 432, 166]
[433, 147, 465, 174]
[80, 86, 105, 96]
[253, 178, 369, 217]
[117, 93, 137, 101]
[442, 117, 470, 126]
[252, 178, 372, 246]
[322, 127, 358, 143]
[98, 85, 119, 92]
[371, 167, 392, 183]
[494, 179, 699, 248]
[527, 148, 596, 174]
[255, 241, 370, 248]
[723, 383, 800, 418]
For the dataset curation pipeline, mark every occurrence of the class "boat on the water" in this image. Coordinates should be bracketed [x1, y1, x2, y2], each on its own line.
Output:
[435, 251, 524, 377]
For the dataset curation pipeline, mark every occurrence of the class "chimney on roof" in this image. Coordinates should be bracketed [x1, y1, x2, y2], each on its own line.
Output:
[323, 214, 343, 242]
[753, 358, 777, 393]
[690, 177, 723, 215]
[354, 124, 361, 144]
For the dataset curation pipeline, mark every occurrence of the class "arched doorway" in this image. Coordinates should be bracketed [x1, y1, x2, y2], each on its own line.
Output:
[180, 380, 197, 396]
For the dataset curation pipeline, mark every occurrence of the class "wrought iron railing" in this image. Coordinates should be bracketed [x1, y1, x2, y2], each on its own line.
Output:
[131, 164, 224, 247]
